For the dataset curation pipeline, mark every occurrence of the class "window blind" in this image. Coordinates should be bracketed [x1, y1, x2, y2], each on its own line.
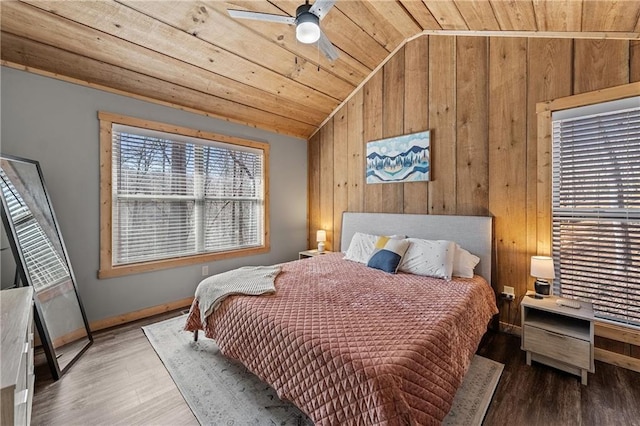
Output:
[111, 125, 264, 266]
[552, 104, 640, 327]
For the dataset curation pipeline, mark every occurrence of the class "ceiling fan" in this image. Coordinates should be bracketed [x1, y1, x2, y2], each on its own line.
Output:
[227, 0, 339, 61]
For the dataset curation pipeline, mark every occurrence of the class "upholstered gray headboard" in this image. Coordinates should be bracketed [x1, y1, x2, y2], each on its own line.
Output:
[341, 212, 493, 284]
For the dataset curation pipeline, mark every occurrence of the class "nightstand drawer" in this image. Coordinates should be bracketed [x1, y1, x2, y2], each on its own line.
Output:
[523, 324, 591, 370]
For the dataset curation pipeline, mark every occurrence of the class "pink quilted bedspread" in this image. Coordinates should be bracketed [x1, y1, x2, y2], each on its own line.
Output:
[185, 253, 498, 425]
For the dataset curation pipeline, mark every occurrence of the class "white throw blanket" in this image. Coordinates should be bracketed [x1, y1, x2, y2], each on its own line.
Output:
[195, 265, 281, 324]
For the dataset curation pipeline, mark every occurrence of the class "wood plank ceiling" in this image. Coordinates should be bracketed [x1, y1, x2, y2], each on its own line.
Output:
[2, 1, 639, 138]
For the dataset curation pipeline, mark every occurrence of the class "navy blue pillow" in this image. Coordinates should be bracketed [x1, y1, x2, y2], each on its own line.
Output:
[366, 237, 409, 274]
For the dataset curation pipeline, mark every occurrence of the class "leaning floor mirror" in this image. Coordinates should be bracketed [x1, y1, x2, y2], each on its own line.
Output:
[1, 154, 92, 379]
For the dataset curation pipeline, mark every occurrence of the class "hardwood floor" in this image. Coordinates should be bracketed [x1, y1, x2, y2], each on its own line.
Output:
[32, 311, 640, 426]
[479, 332, 640, 426]
[32, 310, 197, 426]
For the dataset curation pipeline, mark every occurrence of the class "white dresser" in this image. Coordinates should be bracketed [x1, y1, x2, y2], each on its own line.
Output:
[1, 287, 35, 425]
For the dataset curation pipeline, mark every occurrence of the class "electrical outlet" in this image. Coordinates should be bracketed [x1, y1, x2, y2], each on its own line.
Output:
[501, 293, 515, 301]
[202, 265, 209, 276]
[501, 285, 515, 301]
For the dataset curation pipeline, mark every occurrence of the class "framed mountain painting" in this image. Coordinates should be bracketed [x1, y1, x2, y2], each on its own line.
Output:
[366, 130, 430, 184]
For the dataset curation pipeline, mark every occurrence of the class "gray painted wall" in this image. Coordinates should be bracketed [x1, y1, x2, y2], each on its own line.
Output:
[1, 66, 308, 322]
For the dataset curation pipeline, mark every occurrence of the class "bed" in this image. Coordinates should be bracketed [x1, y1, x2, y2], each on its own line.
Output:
[185, 213, 498, 425]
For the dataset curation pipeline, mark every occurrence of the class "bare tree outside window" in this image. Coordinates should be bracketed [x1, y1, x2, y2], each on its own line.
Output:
[552, 104, 640, 327]
[98, 113, 269, 278]
[109, 124, 265, 267]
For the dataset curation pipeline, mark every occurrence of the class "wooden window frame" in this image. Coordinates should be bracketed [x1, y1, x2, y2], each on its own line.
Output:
[98, 112, 270, 279]
[536, 82, 640, 372]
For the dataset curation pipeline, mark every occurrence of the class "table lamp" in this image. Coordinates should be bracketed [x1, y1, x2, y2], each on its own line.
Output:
[530, 256, 555, 299]
[316, 230, 326, 253]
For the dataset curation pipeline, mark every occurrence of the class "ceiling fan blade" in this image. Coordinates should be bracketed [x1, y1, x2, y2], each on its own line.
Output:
[318, 30, 339, 61]
[227, 9, 295, 25]
[309, 0, 336, 20]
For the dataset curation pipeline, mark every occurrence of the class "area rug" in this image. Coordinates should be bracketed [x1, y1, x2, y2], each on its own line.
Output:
[143, 315, 503, 425]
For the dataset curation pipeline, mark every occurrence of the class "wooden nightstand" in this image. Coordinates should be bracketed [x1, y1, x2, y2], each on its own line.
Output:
[521, 295, 594, 385]
[298, 249, 331, 259]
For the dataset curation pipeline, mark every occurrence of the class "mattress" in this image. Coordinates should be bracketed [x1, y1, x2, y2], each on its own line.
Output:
[185, 252, 498, 425]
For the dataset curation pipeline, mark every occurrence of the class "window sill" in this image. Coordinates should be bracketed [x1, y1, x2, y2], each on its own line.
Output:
[98, 245, 269, 279]
[595, 320, 640, 346]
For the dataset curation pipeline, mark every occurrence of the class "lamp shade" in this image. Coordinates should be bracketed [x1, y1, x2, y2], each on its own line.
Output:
[316, 230, 326, 243]
[530, 256, 555, 279]
[296, 13, 320, 44]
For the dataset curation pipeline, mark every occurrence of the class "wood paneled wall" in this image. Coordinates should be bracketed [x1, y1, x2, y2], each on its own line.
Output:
[308, 35, 638, 327]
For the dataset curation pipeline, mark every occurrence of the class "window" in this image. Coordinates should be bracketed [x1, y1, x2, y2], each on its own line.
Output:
[98, 112, 269, 278]
[551, 97, 640, 327]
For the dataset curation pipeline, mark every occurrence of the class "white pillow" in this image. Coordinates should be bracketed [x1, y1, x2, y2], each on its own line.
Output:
[344, 233, 407, 264]
[453, 244, 480, 278]
[398, 238, 455, 280]
[344, 232, 378, 263]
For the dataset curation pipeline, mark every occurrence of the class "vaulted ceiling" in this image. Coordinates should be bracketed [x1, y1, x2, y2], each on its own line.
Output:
[2, 1, 639, 138]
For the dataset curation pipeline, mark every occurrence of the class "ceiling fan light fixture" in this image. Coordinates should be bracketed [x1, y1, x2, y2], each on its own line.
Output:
[296, 12, 320, 44]
[228, 1, 338, 60]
